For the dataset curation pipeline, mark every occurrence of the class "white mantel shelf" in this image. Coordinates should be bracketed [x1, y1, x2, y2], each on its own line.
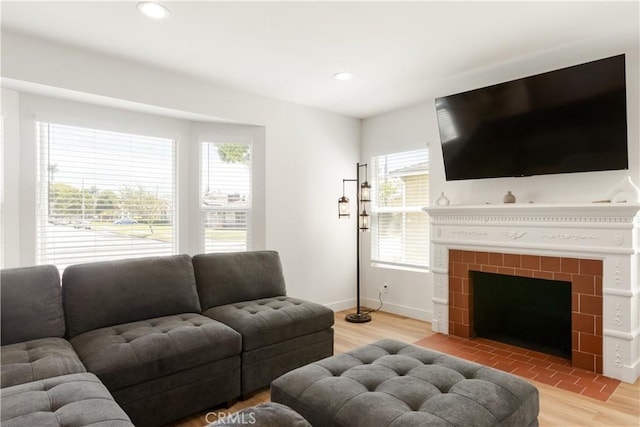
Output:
[423, 202, 640, 383]
[424, 203, 640, 257]
[425, 202, 640, 219]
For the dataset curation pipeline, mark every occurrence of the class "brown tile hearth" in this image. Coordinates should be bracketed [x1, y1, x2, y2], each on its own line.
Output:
[415, 334, 620, 401]
[448, 250, 603, 373]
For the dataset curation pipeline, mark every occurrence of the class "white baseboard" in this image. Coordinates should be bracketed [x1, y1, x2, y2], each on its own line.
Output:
[361, 297, 432, 322]
[325, 298, 433, 323]
[324, 298, 356, 312]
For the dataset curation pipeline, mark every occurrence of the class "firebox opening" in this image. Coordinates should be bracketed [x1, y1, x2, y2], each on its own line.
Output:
[472, 271, 572, 359]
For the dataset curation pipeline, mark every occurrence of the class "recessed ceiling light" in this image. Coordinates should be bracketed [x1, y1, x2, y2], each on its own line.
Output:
[137, 2, 170, 20]
[333, 72, 353, 81]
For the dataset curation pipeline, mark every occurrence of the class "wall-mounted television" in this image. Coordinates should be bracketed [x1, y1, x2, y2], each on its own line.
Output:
[436, 55, 628, 181]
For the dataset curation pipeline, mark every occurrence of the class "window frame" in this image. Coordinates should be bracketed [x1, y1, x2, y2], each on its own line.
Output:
[199, 139, 253, 254]
[35, 121, 178, 269]
[370, 149, 430, 271]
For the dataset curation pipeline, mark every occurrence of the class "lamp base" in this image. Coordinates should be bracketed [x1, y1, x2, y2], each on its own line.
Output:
[345, 312, 372, 323]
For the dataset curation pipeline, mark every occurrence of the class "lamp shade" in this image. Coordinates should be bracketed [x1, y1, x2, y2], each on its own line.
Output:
[360, 181, 371, 202]
[359, 208, 370, 231]
[338, 196, 350, 218]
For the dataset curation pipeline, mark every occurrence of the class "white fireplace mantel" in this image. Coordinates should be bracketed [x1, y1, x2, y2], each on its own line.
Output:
[423, 203, 640, 383]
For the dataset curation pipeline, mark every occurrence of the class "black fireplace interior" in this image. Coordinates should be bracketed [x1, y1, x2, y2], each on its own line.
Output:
[472, 271, 572, 359]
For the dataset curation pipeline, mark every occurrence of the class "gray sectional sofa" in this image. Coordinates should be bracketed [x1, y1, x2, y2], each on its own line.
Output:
[0, 265, 86, 388]
[193, 251, 335, 396]
[1, 264, 134, 426]
[0, 251, 335, 427]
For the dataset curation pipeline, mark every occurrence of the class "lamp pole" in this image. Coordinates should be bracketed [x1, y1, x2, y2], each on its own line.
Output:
[340, 163, 372, 323]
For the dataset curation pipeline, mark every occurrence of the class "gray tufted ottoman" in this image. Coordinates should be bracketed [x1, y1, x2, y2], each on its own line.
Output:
[0, 372, 134, 426]
[210, 402, 311, 426]
[271, 339, 539, 427]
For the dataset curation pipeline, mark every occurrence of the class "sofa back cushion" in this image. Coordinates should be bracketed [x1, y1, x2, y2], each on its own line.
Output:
[1, 265, 65, 345]
[62, 254, 201, 338]
[193, 251, 287, 310]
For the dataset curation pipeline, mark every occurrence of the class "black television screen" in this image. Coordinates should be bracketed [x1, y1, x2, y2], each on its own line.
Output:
[436, 55, 628, 181]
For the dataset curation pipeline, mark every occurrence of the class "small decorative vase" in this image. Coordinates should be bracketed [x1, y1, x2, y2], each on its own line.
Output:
[503, 191, 516, 204]
[435, 192, 450, 206]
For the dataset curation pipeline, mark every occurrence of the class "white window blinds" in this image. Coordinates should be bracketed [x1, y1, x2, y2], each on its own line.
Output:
[36, 122, 176, 269]
[201, 141, 252, 253]
[0, 116, 4, 268]
[371, 149, 429, 269]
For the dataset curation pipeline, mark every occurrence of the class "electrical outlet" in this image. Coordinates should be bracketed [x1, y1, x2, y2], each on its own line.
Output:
[381, 283, 390, 294]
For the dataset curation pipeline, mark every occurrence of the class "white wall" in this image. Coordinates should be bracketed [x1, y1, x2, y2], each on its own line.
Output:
[360, 103, 433, 321]
[360, 33, 639, 322]
[1, 89, 21, 267]
[1, 31, 361, 308]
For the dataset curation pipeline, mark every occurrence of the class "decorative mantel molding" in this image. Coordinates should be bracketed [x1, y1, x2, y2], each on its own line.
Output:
[424, 203, 640, 383]
[425, 201, 640, 215]
[426, 203, 640, 223]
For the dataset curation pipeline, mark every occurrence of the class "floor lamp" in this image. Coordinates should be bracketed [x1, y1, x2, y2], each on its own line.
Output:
[338, 163, 372, 323]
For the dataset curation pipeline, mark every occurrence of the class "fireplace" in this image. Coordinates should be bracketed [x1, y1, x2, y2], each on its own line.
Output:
[448, 250, 601, 372]
[425, 203, 640, 383]
[472, 271, 572, 359]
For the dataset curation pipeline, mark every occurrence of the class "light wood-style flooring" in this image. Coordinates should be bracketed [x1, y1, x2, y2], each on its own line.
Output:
[173, 309, 640, 427]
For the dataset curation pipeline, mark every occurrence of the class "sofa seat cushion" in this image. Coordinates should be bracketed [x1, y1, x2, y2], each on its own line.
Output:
[70, 313, 241, 391]
[203, 296, 334, 351]
[1, 372, 134, 427]
[1, 338, 86, 388]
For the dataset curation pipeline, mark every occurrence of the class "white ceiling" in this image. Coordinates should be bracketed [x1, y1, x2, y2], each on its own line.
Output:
[1, 1, 638, 119]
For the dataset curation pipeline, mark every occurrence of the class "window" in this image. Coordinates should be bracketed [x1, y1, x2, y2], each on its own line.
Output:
[0, 116, 4, 268]
[201, 141, 252, 253]
[36, 122, 176, 269]
[371, 149, 429, 269]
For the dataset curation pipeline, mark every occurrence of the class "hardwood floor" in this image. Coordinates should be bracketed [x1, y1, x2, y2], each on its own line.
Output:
[173, 309, 639, 427]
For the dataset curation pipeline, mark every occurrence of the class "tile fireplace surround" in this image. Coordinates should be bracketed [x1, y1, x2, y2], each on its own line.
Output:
[425, 203, 640, 383]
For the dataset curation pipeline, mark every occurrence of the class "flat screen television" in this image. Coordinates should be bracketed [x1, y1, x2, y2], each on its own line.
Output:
[436, 54, 628, 181]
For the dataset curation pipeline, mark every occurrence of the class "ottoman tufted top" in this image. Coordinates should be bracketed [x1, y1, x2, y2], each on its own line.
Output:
[271, 339, 539, 427]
